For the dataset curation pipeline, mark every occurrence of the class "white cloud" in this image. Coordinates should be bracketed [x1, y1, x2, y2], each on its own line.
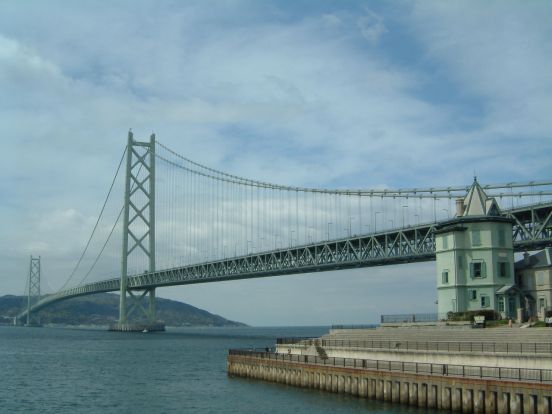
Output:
[321, 13, 342, 28]
[0, 35, 61, 79]
[357, 10, 386, 43]
[410, 1, 552, 139]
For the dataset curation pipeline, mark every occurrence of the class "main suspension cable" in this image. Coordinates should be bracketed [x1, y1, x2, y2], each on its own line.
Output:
[57, 148, 126, 291]
[75, 204, 124, 286]
[155, 141, 552, 198]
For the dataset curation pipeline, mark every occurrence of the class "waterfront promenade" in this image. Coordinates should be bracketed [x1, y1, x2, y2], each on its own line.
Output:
[277, 326, 552, 368]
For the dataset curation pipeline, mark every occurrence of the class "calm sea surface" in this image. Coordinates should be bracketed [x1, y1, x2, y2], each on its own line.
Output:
[0, 326, 436, 413]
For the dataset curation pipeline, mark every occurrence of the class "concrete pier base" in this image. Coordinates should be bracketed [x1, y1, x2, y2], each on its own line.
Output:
[419, 383, 427, 408]
[474, 390, 485, 414]
[108, 322, 165, 332]
[462, 389, 473, 413]
[409, 382, 418, 406]
[487, 391, 498, 414]
[452, 388, 462, 412]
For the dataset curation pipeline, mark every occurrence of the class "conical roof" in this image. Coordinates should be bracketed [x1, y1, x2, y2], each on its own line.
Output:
[461, 178, 501, 217]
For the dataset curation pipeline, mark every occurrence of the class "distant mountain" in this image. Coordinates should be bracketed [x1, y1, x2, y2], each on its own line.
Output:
[0, 293, 246, 327]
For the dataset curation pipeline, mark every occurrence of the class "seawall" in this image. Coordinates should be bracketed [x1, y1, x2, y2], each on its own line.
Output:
[227, 352, 552, 414]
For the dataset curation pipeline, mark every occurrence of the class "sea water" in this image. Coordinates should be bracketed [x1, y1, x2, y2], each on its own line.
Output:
[0, 326, 435, 413]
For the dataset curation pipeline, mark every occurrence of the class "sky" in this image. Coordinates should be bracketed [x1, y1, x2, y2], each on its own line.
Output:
[1, 0, 551, 326]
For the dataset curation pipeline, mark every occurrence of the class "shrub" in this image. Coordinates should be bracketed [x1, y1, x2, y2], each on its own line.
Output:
[447, 310, 500, 321]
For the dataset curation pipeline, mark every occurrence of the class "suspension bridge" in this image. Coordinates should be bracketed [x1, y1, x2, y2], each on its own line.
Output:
[17, 132, 552, 329]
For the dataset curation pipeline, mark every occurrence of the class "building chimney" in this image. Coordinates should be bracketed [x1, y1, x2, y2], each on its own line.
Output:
[523, 252, 530, 266]
[455, 198, 465, 217]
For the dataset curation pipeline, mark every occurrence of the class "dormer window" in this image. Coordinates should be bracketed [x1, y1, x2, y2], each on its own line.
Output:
[487, 200, 500, 216]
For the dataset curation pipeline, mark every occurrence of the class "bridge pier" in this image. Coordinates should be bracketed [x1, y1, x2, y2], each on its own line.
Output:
[109, 322, 165, 332]
[109, 287, 164, 332]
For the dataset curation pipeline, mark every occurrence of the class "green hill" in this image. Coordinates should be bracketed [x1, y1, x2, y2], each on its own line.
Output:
[0, 294, 246, 327]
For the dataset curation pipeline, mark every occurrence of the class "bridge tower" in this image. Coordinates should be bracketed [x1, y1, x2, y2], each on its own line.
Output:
[26, 255, 41, 326]
[111, 131, 163, 332]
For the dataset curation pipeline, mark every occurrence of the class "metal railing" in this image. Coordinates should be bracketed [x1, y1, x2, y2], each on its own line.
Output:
[277, 337, 314, 344]
[331, 324, 377, 330]
[228, 349, 552, 383]
[275, 337, 552, 355]
[380, 313, 443, 323]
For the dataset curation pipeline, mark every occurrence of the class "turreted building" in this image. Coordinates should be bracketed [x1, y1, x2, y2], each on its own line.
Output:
[435, 179, 518, 319]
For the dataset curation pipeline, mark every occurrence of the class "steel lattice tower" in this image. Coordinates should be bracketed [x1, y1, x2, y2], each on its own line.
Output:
[117, 131, 157, 329]
[26, 255, 41, 326]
